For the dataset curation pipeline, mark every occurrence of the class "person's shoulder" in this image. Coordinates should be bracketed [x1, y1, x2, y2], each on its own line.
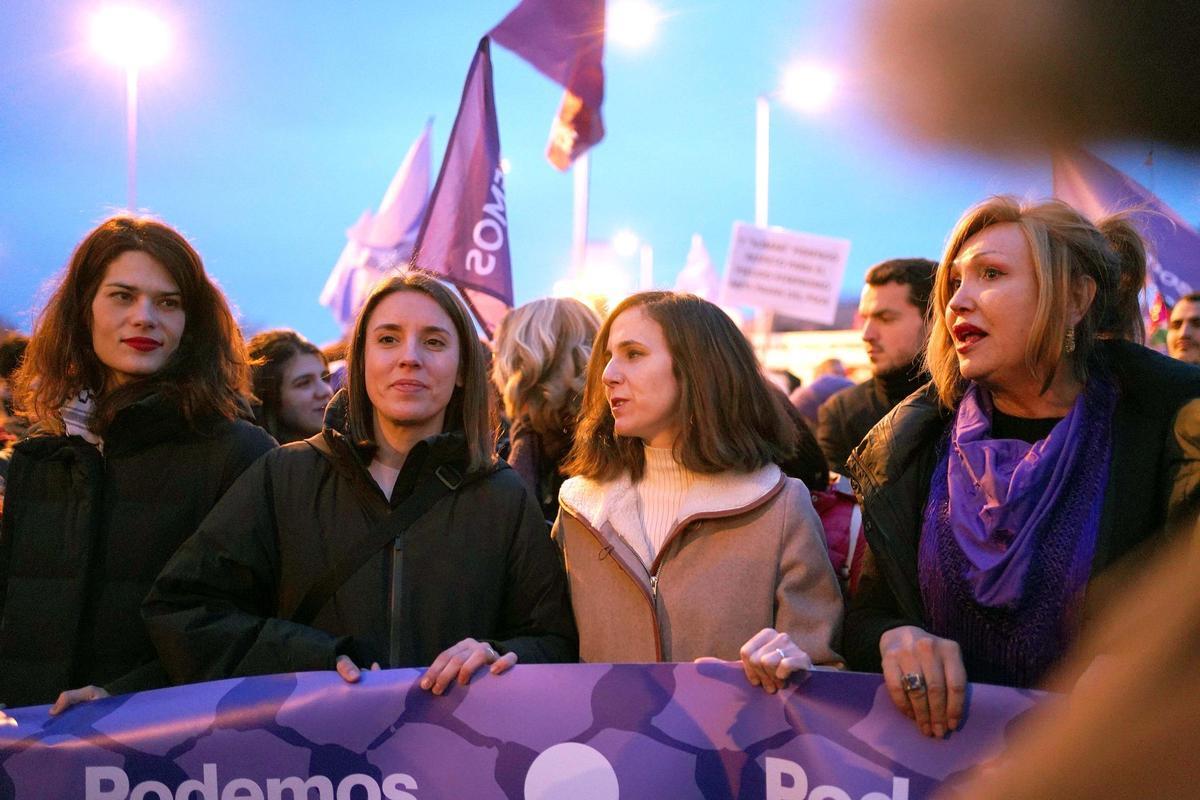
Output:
[1105, 340, 1200, 409]
[823, 379, 874, 413]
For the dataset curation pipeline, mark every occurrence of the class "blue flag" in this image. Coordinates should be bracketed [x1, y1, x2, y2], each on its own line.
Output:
[412, 38, 512, 337]
[1053, 148, 1200, 306]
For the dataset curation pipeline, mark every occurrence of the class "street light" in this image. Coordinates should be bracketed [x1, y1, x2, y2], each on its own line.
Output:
[612, 228, 654, 290]
[755, 60, 838, 226]
[90, 6, 170, 211]
[607, 0, 661, 51]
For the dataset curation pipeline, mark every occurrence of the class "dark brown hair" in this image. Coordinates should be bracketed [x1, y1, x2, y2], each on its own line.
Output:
[15, 215, 251, 433]
[345, 271, 494, 473]
[247, 328, 326, 442]
[565, 292, 799, 481]
[865, 257, 938, 317]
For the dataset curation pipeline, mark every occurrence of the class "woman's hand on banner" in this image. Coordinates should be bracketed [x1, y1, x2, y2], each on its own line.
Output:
[334, 655, 380, 683]
[48, 685, 110, 715]
[737, 628, 814, 693]
[879, 625, 966, 738]
[420, 638, 517, 695]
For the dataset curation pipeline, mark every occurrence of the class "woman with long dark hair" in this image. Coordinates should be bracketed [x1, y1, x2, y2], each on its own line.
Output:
[146, 272, 576, 692]
[557, 292, 843, 692]
[247, 329, 333, 443]
[1, 215, 275, 710]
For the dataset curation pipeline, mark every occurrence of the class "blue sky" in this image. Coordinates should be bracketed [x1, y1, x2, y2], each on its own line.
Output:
[3, 1, 1199, 344]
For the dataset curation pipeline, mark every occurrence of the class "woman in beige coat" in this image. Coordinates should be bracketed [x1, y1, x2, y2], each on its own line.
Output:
[554, 292, 843, 692]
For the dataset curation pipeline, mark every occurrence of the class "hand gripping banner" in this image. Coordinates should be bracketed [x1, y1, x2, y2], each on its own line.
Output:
[0, 664, 1040, 799]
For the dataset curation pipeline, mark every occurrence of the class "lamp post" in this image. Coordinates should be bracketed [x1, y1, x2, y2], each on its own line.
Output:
[90, 6, 170, 211]
[571, 0, 662, 272]
[755, 61, 837, 228]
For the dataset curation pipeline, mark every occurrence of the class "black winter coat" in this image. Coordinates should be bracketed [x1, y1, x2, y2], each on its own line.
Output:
[0, 396, 275, 706]
[143, 396, 577, 683]
[843, 341, 1200, 676]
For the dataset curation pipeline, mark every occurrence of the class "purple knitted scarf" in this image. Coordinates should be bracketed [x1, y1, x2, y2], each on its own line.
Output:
[918, 377, 1115, 687]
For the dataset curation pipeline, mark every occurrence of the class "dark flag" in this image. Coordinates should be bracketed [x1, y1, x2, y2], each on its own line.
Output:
[489, 0, 605, 170]
[1053, 148, 1200, 307]
[412, 38, 512, 337]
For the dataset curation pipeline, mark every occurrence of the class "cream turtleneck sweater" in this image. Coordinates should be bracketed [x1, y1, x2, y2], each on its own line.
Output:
[635, 445, 696, 564]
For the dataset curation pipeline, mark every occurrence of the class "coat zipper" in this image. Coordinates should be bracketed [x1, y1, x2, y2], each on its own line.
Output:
[567, 510, 663, 661]
[388, 538, 403, 668]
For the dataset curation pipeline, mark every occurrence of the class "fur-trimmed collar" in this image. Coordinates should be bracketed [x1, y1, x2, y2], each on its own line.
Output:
[559, 463, 785, 564]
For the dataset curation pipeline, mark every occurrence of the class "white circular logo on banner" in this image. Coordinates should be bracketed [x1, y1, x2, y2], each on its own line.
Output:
[524, 743, 619, 800]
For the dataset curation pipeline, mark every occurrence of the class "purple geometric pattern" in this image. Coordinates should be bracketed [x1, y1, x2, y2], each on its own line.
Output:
[0, 664, 1040, 799]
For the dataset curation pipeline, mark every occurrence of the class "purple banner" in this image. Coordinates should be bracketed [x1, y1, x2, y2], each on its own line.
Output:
[412, 37, 512, 337]
[1053, 147, 1200, 307]
[0, 664, 1039, 799]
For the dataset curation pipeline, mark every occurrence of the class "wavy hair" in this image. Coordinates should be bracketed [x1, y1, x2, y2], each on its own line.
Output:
[565, 292, 799, 482]
[491, 297, 599, 455]
[247, 329, 326, 443]
[15, 215, 251, 433]
[927, 196, 1147, 409]
[345, 271, 495, 473]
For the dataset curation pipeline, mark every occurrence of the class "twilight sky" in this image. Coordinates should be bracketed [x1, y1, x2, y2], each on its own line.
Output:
[3, 0, 1198, 343]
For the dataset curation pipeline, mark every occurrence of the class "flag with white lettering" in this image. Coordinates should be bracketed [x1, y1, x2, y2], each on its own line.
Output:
[320, 121, 432, 329]
[489, 0, 605, 170]
[1053, 148, 1200, 307]
[412, 38, 512, 337]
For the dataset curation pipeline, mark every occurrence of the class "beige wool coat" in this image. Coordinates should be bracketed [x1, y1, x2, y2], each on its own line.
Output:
[553, 463, 844, 665]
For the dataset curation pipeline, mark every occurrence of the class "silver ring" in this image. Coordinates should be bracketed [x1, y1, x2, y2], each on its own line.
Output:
[775, 648, 788, 662]
[484, 645, 499, 661]
[901, 672, 927, 694]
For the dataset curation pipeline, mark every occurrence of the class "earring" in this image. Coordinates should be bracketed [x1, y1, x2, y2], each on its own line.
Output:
[1065, 327, 1076, 355]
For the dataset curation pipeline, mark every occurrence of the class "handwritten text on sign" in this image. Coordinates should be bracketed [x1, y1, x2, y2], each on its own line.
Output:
[722, 223, 851, 325]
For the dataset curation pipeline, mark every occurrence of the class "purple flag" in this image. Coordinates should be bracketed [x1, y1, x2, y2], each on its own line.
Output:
[489, 0, 605, 170]
[1053, 148, 1200, 306]
[412, 38, 512, 338]
[320, 121, 432, 328]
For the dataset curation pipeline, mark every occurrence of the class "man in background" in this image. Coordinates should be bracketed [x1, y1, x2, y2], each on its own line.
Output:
[1167, 294, 1200, 365]
[817, 258, 935, 471]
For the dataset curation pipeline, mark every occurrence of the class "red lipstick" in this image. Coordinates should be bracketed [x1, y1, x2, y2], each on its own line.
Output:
[122, 337, 162, 352]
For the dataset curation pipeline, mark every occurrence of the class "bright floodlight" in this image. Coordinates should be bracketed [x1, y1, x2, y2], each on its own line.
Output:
[91, 6, 170, 70]
[607, 0, 660, 50]
[779, 62, 837, 113]
[499, 157, 512, 175]
[612, 228, 641, 258]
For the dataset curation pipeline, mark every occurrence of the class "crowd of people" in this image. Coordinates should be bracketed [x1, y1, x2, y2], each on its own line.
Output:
[0, 195, 1196, 747]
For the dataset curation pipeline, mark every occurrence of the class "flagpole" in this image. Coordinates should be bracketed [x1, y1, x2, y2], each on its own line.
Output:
[573, 152, 590, 272]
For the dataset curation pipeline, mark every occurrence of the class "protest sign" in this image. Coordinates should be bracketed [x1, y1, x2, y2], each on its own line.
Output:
[722, 223, 851, 325]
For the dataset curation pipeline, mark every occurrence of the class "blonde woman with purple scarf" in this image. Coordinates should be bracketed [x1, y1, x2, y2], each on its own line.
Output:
[843, 197, 1200, 738]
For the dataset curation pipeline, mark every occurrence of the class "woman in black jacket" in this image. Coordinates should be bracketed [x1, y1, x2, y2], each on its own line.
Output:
[844, 197, 1200, 739]
[1, 215, 275, 712]
[145, 271, 577, 694]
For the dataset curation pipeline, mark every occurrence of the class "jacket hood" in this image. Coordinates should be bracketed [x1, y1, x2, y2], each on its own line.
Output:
[559, 462, 785, 535]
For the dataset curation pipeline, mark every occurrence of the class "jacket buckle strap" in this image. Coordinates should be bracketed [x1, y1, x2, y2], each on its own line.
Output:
[435, 464, 463, 491]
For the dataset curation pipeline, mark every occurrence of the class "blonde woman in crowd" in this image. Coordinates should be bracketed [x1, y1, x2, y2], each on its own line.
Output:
[492, 297, 600, 521]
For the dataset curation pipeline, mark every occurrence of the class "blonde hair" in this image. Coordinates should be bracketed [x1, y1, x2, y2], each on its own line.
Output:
[491, 297, 599, 449]
[927, 196, 1147, 409]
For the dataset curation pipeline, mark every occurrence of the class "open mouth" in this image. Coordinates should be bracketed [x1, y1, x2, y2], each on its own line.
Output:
[609, 398, 628, 413]
[952, 322, 987, 347]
